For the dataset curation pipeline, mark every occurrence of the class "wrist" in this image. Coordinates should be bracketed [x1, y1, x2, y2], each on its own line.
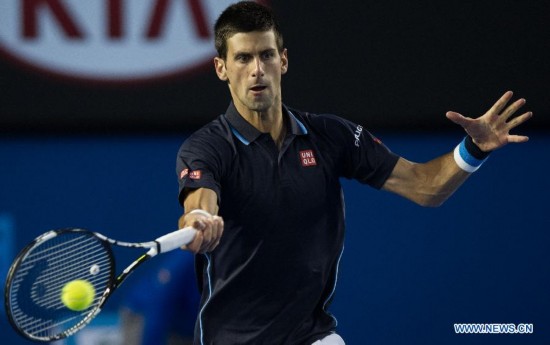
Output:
[453, 136, 490, 173]
[464, 135, 491, 159]
[188, 209, 212, 217]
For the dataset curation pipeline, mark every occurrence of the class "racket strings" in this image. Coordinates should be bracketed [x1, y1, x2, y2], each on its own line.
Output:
[7, 231, 114, 340]
[32, 242, 110, 296]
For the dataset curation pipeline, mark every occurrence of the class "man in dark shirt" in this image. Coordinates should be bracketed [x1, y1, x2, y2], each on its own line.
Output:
[176, 2, 531, 344]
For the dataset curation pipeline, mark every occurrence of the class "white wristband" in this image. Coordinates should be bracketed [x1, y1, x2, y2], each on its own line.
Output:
[188, 209, 212, 218]
[453, 137, 488, 173]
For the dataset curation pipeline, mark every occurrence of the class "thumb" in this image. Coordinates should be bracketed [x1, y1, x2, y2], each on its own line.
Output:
[446, 111, 471, 127]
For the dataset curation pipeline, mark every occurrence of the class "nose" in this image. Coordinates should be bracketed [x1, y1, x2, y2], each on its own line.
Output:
[251, 57, 264, 77]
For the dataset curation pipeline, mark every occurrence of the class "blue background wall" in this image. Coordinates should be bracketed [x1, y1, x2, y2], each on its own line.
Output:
[1, 132, 548, 344]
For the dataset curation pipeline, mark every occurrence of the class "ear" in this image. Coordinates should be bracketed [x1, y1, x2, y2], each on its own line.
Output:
[214, 57, 228, 81]
[280, 48, 288, 75]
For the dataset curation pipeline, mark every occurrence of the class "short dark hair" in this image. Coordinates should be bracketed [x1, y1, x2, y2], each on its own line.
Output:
[214, 1, 284, 60]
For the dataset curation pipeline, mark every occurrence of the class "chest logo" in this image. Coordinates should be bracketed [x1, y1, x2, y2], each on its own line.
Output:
[299, 150, 317, 167]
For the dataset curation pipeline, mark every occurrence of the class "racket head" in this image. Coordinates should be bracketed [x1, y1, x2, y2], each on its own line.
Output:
[4, 228, 116, 341]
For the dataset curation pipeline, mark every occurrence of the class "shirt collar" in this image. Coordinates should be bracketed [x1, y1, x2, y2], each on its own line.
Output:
[225, 102, 308, 146]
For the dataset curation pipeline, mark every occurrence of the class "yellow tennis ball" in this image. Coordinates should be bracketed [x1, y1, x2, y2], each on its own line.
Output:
[61, 280, 95, 311]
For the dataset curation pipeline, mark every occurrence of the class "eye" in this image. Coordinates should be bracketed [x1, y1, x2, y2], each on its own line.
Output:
[261, 51, 275, 60]
[235, 54, 251, 63]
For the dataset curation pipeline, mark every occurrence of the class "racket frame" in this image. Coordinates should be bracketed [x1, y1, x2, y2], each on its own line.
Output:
[4, 227, 196, 342]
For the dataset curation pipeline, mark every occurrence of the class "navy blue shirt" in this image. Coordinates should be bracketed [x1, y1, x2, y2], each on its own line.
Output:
[176, 103, 399, 345]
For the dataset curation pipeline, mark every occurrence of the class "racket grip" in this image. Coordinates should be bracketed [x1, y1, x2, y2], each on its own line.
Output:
[155, 227, 197, 253]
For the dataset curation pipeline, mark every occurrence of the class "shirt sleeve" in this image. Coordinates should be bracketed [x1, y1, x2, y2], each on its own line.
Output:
[333, 116, 400, 189]
[176, 131, 222, 206]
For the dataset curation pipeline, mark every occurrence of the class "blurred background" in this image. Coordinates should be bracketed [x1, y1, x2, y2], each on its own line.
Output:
[1, 1, 548, 344]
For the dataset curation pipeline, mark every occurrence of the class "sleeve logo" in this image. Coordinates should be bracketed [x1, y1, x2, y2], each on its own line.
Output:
[180, 168, 202, 180]
[189, 170, 202, 179]
[354, 125, 363, 147]
[180, 168, 189, 179]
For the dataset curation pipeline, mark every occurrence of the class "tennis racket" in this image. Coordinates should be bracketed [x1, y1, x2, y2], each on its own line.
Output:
[4, 225, 198, 342]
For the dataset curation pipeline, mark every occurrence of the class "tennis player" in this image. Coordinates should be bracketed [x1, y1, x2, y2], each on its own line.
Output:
[176, 2, 532, 344]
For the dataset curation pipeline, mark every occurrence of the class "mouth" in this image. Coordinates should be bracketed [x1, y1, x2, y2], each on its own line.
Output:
[250, 85, 267, 93]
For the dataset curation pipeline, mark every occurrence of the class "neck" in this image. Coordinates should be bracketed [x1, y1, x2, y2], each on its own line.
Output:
[235, 102, 286, 148]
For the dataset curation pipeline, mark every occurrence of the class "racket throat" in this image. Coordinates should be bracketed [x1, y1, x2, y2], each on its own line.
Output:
[112, 253, 153, 291]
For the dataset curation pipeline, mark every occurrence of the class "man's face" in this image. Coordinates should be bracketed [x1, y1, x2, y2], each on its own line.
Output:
[214, 30, 288, 115]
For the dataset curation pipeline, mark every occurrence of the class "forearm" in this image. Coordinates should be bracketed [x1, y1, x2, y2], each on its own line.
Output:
[383, 154, 471, 207]
[179, 188, 219, 228]
[177, 187, 223, 253]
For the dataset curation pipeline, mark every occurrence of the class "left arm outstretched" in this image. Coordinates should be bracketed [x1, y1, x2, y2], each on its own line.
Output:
[382, 91, 532, 207]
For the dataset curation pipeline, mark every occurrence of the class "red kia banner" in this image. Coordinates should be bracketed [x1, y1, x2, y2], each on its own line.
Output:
[0, 0, 236, 83]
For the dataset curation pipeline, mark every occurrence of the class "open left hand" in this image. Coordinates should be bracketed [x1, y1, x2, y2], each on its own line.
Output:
[445, 91, 533, 152]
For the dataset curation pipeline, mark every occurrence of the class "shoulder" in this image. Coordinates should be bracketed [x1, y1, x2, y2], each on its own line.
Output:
[288, 107, 362, 144]
[176, 115, 236, 179]
[289, 107, 341, 124]
[179, 115, 235, 154]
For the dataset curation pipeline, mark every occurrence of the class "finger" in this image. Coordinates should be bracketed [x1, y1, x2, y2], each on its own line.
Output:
[205, 217, 222, 252]
[217, 216, 224, 236]
[488, 90, 514, 115]
[206, 237, 218, 252]
[500, 98, 526, 121]
[213, 216, 223, 231]
[186, 231, 204, 253]
[506, 111, 532, 129]
[506, 134, 529, 143]
[201, 220, 213, 245]
[192, 219, 206, 231]
[211, 216, 224, 251]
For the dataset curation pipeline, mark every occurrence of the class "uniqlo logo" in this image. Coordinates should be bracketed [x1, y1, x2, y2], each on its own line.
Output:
[189, 170, 202, 179]
[299, 150, 317, 167]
